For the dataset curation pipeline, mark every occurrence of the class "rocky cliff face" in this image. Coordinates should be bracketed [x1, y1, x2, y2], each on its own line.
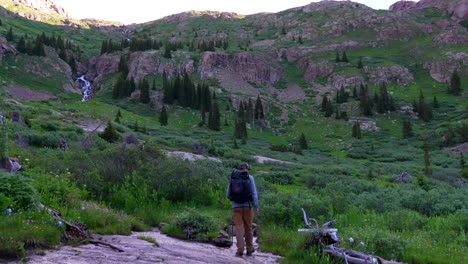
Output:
[14, 0, 69, 17]
[200, 52, 284, 84]
[390, 0, 468, 21]
[389, 1, 417, 11]
[424, 52, 468, 83]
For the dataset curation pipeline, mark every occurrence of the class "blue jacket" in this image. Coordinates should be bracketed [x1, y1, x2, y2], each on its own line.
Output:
[226, 173, 259, 209]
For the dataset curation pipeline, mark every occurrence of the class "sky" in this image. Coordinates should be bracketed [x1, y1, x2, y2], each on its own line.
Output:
[53, 0, 413, 24]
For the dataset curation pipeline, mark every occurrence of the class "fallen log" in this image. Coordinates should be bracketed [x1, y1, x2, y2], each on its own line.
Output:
[89, 240, 125, 252]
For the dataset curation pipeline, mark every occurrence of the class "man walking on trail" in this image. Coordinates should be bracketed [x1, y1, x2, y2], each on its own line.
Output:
[227, 163, 259, 257]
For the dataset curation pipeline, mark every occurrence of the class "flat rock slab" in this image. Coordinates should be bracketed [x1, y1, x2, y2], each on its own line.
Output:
[22, 230, 281, 264]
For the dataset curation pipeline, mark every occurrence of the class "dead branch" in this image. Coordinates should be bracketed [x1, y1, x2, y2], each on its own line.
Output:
[89, 240, 125, 252]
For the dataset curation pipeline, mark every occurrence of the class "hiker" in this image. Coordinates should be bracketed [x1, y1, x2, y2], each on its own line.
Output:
[226, 163, 259, 257]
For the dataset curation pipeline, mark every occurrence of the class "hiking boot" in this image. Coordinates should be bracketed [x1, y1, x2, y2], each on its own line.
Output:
[246, 249, 255, 256]
[235, 252, 243, 257]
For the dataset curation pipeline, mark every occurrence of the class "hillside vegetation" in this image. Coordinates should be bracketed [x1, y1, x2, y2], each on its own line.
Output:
[0, 0, 467, 263]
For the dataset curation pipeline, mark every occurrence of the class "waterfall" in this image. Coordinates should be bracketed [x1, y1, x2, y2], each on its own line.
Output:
[77, 75, 92, 102]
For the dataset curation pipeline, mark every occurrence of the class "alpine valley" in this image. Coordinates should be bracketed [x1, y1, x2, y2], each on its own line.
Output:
[0, 0, 467, 263]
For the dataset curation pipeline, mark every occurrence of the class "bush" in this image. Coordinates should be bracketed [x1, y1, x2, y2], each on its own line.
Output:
[0, 211, 62, 259]
[0, 173, 40, 210]
[17, 132, 61, 148]
[264, 172, 295, 185]
[168, 209, 218, 241]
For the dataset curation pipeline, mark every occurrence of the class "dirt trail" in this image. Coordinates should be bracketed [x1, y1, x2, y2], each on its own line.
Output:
[22, 229, 281, 264]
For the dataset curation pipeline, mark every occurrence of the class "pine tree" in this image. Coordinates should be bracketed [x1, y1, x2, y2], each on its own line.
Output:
[233, 137, 239, 149]
[0, 19, 2, 26]
[6, 26, 13, 41]
[418, 91, 432, 122]
[460, 153, 466, 178]
[433, 96, 439, 108]
[16, 36, 27, 54]
[416, 174, 430, 191]
[402, 119, 413, 139]
[341, 51, 349, 63]
[0, 123, 8, 160]
[298, 133, 308, 149]
[352, 121, 361, 139]
[32, 37, 46, 56]
[449, 71, 461, 95]
[99, 121, 121, 143]
[208, 100, 221, 131]
[199, 109, 206, 127]
[357, 57, 363, 69]
[139, 79, 150, 104]
[335, 51, 340, 62]
[114, 109, 122, 123]
[321, 95, 329, 112]
[163, 46, 172, 58]
[423, 142, 432, 176]
[118, 55, 129, 76]
[254, 95, 264, 120]
[324, 99, 333, 117]
[159, 105, 168, 126]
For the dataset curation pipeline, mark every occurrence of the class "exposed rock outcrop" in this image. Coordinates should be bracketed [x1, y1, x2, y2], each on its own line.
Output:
[302, 61, 334, 82]
[85, 54, 120, 85]
[15, 0, 69, 17]
[0, 36, 17, 61]
[363, 65, 414, 87]
[389, 1, 417, 11]
[127, 51, 195, 81]
[200, 52, 284, 84]
[424, 52, 468, 83]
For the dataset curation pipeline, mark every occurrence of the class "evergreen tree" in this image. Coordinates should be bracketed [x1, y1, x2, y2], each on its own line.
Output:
[335, 50, 340, 62]
[352, 86, 358, 98]
[460, 153, 466, 178]
[433, 96, 439, 108]
[16, 36, 27, 54]
[402, 119, 413, 139]
[163, 46, 172, 58]
[100, 40, 108, 54]
[5, 26, 13, 41]
[159, 105, 168, 126]
[416, 174, 430, 191]
[324, 99, 333, 117]
[341, 51, 349, 63]
[0, 19, 2, 26]
[208, 100, 221, 131]
[133, 120, 139, 132]
[418, 91, 432, 122]
[357, 57, 363, 69]
[99, 121, 121, 143]
[449, 71, 461, 95]
[199, 109, 206, 127]
[233, 137, 239, 149]
[423, 142, 432, 176]
[359, 96, 373, 116]
[114, 109, 122, 123]
[352, 121, 361, 139]
[118, 55, 129, 76]
[321, 95, 329, 112]
[32, 37, 46, 56]
[0, 123, 8, 160]
[254, 95, 264, 120]
[298, 133, 308, 149]
[139, 79, 151, 104]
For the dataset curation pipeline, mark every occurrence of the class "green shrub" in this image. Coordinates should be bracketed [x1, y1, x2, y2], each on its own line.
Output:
[264, 172, 294, 185]
[0, 173, 40, 210]
[168, 209, 218, 241]
[368, 230, 407, 260]
[17, 132, 61, 148]
[0, 211, 62, 259]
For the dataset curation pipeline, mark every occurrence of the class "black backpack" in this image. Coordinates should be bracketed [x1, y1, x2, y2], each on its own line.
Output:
[229, 170, 253, 203]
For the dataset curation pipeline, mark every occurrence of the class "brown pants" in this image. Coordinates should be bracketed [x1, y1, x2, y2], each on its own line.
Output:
[233, 207, 254, 254]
